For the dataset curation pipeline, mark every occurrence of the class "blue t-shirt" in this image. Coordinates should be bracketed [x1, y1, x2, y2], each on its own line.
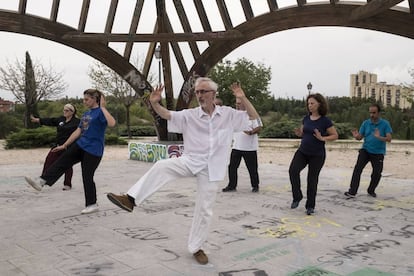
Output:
[299, 115, 333, 156]
[360, 118, 392, 155]
[76, 107, 107, 157]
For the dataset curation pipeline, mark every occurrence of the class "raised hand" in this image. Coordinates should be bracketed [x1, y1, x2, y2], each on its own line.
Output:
[150, 84, 165, 104]
[230, 82, 246, 98]
[100, 94, 106, 107]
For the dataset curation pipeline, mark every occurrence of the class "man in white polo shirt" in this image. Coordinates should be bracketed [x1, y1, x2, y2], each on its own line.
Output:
[107, 77, 260, 265]
[222, 98, 262, 193]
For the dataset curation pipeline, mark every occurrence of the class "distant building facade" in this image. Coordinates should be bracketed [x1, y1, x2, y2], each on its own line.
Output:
[0, 97, 15, 113]
[350, 71, 412, 109]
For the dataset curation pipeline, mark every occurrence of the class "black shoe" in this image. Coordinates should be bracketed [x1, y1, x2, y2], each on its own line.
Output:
[306, 208, 314, 215]
[222, 186, 236, 192]
[368, 191, 377, 198]
[344, 191, 356, 198]
[251, 187, 259, 193]
[291, 201, 300, 209]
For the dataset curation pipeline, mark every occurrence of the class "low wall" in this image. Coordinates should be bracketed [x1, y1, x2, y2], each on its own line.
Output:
[128, 141, 184, 162]
[128, 138, 413, 163]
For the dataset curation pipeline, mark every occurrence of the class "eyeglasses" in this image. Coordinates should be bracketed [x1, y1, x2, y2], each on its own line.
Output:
[63, 109, 72, 112]
[194, 89, 215, 95]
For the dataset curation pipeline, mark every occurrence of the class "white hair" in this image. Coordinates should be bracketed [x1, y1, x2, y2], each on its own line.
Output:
[194, 77, 218, 91]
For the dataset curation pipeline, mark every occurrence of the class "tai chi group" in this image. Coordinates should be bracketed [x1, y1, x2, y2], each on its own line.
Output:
[24, 77, 392, 265]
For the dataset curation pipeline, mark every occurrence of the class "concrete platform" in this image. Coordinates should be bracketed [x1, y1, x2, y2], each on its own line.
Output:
[0, 157, 413, 275]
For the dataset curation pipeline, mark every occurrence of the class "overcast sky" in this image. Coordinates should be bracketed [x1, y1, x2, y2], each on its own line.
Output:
[1, 0, 414, 102]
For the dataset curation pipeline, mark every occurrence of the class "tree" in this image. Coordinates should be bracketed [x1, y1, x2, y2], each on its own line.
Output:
[0, 51, 67, 128]
[208, 58, 272, 114]
[25, 52, 37, 128]
[402, 68, 414, 106]
[88, 59, 155, 138]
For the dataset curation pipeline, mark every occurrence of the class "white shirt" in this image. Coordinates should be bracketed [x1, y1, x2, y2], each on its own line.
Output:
[168, 105, 249, 181]
[232, 118, 262, 151]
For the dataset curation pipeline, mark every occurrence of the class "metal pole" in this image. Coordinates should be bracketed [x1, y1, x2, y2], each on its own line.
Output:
[158, 59, 161, 84]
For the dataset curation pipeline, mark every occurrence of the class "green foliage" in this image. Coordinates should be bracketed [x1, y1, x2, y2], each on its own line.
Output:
[209, 58, 272, 114]
[5, 127, 56, 149]
[5, 126, 128, 149]
[119, 125, 156, 137]
[334, 122, 354, 139]
[0, 112, 24, 139]
[105, 134, 128, 145]
[260, 119, 300, 138]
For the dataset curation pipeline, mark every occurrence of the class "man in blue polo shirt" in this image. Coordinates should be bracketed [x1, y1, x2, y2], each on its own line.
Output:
[345, 103, 392, 198]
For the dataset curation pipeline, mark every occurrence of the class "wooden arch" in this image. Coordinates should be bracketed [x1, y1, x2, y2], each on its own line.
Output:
[0, 0, 413, 140]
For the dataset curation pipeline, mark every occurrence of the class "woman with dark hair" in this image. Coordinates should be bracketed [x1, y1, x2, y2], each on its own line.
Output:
[25, 89, 116, 214]
[31, 103, 80, 191]
[289, 93, 338, 215]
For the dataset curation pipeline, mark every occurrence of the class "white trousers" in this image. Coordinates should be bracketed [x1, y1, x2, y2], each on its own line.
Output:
[127, 158, 218, 253]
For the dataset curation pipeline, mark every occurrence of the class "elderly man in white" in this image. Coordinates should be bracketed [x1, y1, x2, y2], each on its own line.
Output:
[107, 77, 259, 265]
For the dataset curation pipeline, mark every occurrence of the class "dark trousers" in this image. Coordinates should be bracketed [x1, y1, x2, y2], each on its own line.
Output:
[227, 149, 259, 189]
[349, 149, 384, 195]
[41, 143, 102, 206]
[42, 149, 73, 187]
[289, 150, 325, 209]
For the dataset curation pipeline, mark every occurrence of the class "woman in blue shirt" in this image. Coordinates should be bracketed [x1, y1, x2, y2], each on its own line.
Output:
[289, 93, 338, 215]
[25, 89, 116, 214]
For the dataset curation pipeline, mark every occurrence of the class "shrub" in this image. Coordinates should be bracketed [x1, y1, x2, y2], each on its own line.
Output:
[5, 127, 128, 149]
[5, 127, 56, 149]
[0, 112, 23, 139]
[119, 125, 156, 137]
[105, 134, 128, 145]
[260, 120, 300, 138]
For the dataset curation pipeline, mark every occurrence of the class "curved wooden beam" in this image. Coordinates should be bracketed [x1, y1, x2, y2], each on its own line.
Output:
[0, 10, 168, 140]
[176, 4, 413, 110]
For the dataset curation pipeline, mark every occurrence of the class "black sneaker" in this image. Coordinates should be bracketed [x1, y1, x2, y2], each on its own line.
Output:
[291, 201, 300, 209]
[368, 191, 377, 198]
[222, 186, 236, 192]
[251, 187, 259, 193]
[344, 191, 356, 198]
[306, 208, 314, 215]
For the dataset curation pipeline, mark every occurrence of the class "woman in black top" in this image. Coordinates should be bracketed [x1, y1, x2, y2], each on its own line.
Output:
[289, 94, 338, 215]
[31, 104, 80, 190]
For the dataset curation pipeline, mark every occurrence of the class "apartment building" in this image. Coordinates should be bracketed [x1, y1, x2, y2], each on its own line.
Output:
[350, 71, 412, 109]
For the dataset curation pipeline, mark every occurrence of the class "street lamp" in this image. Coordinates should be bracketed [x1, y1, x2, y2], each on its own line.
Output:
[154, 44, 161, 84]
[307, 82, 312, 95]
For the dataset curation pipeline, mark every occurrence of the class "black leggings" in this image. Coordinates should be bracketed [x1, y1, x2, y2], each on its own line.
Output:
[289, 150, 325, 209]
[42, 143, 102, 206]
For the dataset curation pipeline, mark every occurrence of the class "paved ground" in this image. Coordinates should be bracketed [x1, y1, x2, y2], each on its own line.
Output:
[0, 158, 413, 276]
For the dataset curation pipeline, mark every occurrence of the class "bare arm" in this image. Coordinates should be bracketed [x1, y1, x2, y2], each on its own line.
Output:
[244, 125, 262, 135]
[314, 126, 338, 142]
[30, 115, 40, 124]
[230, 83, 259, 120]
[150, 84, 171, 120]
[52, 128, 81, 152]
[100, 94, 116, 127]
[374, 129, 392, 142]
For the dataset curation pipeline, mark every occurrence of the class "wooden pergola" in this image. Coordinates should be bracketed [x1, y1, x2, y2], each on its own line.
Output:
[0, 0, 413, 140]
